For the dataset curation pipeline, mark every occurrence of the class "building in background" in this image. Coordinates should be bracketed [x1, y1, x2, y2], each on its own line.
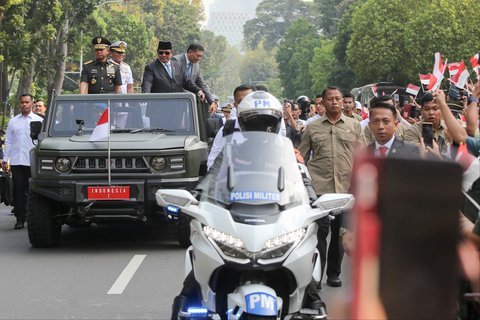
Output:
[205, 0, 262, 48]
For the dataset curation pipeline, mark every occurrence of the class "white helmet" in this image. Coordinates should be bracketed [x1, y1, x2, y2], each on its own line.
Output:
[237, 91, 283, 133]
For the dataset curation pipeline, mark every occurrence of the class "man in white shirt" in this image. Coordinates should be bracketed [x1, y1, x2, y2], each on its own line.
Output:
[2, 94, 43, 229]
[109, 41, 134, 93]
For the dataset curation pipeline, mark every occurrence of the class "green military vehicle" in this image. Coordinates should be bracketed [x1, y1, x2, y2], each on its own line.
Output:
[27, 93, 216, 247]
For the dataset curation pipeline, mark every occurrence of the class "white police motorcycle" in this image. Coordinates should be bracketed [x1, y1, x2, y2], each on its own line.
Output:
[156, 132, 354, 320]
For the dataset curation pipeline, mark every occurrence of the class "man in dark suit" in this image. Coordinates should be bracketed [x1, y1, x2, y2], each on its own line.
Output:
[141, 41, 205, 101]
[172, 43, 217, 113]
[367, 100, 420, 158]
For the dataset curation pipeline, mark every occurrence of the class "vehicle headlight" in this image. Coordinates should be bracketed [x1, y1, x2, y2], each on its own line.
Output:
[203, 226, 248, 259]
[55, 157, 71, 172]
[150, 156, 166, 171]
[261, 228, 307, 259]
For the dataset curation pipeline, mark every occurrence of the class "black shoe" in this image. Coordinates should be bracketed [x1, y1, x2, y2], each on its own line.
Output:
[14, 221, 25, 230]
[326, 276, 342, 287]
[307, 300, 328, 319]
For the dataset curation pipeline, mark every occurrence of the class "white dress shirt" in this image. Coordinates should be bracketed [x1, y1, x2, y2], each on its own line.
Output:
[4, 112, 44, 166]
[305, 114, 321, 126]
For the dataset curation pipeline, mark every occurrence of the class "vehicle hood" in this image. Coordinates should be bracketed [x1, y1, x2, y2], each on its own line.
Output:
[38, 134, 200, 151]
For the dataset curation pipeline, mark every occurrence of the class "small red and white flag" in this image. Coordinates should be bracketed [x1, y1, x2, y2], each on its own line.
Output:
[89, 107, 110, 142]
[419, 73, 431, 86]
[406, 84, 420, 96]
[361, 105, 369, 120]
[447, 62, 462, 78]
[427, 52, 446, 91]
[449, 61, 470, 89]
[455, 143, 480, 192]
[471, 53, 480, 80]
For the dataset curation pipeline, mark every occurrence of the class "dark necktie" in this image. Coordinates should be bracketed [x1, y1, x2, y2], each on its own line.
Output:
[187, 62, 192, 78]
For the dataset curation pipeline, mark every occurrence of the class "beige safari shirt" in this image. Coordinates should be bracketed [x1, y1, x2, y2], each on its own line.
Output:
[345, 112, 363, 122]
[298, 114, 365, 195]
[404, 121, 447, 152]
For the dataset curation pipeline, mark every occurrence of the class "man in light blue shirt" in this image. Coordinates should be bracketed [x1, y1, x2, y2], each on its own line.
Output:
[2, 94, 43, 229]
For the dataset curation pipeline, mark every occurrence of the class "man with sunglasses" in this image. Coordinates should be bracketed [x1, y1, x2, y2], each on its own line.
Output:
[141, 41, 205, 101]
[80, 36, 122, 94]
[109, 40, 134, 93]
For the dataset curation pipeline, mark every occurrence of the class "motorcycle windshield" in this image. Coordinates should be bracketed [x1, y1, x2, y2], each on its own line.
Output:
[200, 131, 307, 210]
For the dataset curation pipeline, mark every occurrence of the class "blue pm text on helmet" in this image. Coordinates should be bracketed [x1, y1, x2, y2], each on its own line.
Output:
[237, 91, 283, 133]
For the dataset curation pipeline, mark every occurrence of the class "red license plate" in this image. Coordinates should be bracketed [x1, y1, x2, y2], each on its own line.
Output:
[87, 186, 130, 200]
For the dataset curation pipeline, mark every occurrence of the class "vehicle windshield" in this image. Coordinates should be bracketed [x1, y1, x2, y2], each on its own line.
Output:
[198, 132, 308, 213]
[50, 98, 194, 137]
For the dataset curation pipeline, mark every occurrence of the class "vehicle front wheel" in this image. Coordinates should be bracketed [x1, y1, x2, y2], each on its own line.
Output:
[27, 191, 62, 248]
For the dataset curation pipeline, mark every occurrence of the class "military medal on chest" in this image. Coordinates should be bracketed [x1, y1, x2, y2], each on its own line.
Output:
[107, 65, 115, 75]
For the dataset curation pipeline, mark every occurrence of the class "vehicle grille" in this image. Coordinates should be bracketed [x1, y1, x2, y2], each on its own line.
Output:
[73, 157, 149, 172]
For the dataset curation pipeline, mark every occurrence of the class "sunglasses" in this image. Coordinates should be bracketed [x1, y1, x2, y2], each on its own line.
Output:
[158, 50, 171, 56]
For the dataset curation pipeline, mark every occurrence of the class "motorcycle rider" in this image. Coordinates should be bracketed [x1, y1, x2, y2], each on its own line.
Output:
[171, 91, 326, 319]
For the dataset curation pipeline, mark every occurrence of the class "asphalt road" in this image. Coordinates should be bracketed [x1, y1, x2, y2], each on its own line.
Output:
[0, 204, 349, 319]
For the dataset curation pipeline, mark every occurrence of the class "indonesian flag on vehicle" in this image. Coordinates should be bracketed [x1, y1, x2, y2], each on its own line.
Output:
[449, 61, 470, 89]
[455, 143, 480, 192]
[471, 53, 480, 80]
[419, 73, 431, 86]
[427, 52, 446, 91]
[89, 107, 110, 142]
[406, 84, 420, 96]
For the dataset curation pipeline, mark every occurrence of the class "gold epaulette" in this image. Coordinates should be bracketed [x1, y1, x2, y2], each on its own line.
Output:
[84, 60, 93, 65]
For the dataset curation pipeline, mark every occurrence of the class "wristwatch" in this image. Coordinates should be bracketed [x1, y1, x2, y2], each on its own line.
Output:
[467, 96, 479, 104]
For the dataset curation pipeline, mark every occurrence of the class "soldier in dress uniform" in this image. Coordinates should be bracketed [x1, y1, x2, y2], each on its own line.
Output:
[109, 40, 134, 93]
[80, 36, 122, 94]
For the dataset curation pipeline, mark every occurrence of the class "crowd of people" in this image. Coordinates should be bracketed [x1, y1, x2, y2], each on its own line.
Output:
[1, 34, 479, 317]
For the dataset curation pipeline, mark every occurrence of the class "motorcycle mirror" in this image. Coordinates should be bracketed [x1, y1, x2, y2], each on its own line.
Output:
[313, 193, 354, 211]
[227, 165, 234, 191]
[277, 167, 285, 192]
[155, 189, 198, 208]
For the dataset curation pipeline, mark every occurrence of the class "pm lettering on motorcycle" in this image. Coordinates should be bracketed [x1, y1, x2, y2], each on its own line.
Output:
[246, 293, 277, 316]
[230, 191, 280, 202]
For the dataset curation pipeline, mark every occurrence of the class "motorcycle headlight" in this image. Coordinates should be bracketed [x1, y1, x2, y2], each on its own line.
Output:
[203, 226, 249, 260]
[150, 156, 166, 171]
[55, 157, 72, 173]
[261, 228, 307, 259]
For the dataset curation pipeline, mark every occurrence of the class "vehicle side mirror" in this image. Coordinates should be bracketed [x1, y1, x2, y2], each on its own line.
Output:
[30, 121, 42, 140]
[312, 193, 355, 212]
[207, 118, 221, 138]
[155, 189, 199, 209]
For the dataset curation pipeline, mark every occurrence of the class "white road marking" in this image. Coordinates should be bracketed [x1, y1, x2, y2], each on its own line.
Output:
[108, 254, 146, 295]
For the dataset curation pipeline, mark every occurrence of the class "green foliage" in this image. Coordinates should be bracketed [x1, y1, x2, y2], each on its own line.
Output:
[155, 0, 203, 52]
[276, 18, 321, 98]
[346, 0, 480, 86]
[239, 46, 279, 91]
[310, 38, 336, 95]
[198, 30, 228, 99]
[243, 0, 313, 51]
